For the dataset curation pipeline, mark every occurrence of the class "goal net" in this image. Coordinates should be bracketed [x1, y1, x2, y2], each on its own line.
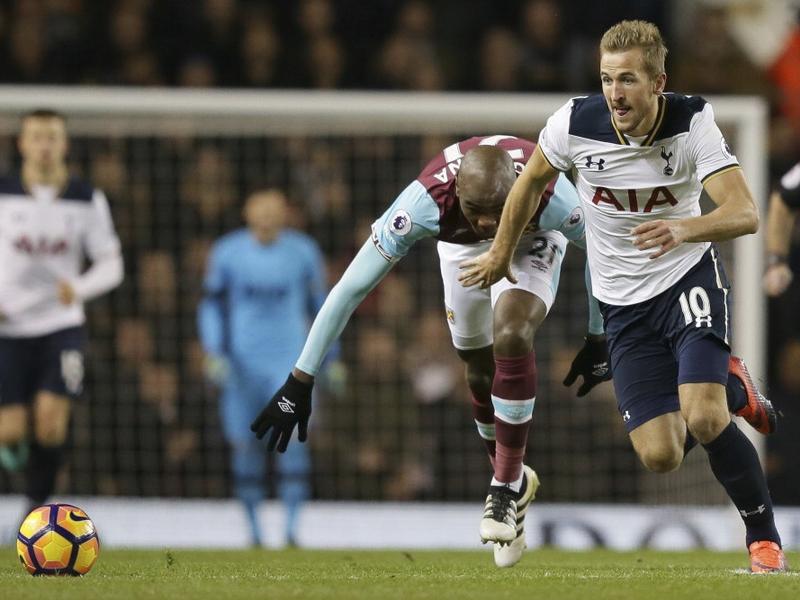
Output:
[0, 87, 768, 507]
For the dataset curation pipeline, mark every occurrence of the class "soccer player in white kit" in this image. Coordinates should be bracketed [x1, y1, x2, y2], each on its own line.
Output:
[0, 110, 123, 512]
[460, 21, 786, 573]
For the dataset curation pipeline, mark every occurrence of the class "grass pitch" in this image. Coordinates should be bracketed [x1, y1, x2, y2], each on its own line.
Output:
[1, 548, 799, 600]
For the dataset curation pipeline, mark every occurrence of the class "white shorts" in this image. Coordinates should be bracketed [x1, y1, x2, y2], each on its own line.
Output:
[437, 230, 568, 350]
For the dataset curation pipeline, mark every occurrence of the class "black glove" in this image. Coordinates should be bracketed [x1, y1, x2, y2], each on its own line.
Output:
[250, 374, 313, 452]
[563, 336, 612, 397]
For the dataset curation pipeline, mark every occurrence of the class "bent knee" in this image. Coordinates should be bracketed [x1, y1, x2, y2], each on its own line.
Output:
[637, 447, 683, 473]
[686, 414, 730, 445]
[34, 418, 68, 446]
[34, 429, 67, 447]
[493, 324, 534, 356]
[0, 407, 28, 444]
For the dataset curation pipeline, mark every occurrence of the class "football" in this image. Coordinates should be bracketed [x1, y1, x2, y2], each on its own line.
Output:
[16, 504, 100, 576]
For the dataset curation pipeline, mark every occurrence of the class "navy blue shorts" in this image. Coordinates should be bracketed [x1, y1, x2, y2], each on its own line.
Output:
[0, 326, 86, 405]
[599, 247, 731, 432]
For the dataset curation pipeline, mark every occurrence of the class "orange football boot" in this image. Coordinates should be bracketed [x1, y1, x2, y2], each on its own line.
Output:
[748, 541, 787, 573]
[729, 356, 778, 435]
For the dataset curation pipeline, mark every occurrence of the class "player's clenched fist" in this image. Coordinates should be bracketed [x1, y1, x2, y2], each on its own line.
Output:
[250, 373, 312, 452]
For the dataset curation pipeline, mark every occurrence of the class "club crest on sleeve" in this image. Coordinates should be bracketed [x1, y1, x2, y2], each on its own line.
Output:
[389, 210, 412, 236]
[566, 207, 584, 230]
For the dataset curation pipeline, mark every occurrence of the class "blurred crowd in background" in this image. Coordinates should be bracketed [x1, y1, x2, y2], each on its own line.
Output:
[1, 1, 799, 166]
[0, 0, 798, 505]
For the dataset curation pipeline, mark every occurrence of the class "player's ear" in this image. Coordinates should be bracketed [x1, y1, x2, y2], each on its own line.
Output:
[653, 72, 666, 94]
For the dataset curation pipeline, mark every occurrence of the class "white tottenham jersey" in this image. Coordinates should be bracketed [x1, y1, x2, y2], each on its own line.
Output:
[538, 93, 739, 305]
[0, 177, 122, 337]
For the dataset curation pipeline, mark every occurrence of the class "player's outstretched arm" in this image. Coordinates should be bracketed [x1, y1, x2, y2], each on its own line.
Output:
[763, 190, 795, 296]
[632, 168, 758, 259]
[459, 146, 559, 288]
[251, 239, 395, 451]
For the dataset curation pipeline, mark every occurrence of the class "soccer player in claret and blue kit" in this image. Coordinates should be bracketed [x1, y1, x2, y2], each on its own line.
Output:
[251, 133, 611, 567]
[0, 109, 124, 514]
[459, 20, 786, 573]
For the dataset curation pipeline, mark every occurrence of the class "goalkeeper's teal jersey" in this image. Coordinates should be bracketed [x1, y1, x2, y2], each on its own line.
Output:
[198, 228, 327, 374]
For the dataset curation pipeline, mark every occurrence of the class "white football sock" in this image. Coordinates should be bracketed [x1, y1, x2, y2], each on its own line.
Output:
[491, 470, 524, 493]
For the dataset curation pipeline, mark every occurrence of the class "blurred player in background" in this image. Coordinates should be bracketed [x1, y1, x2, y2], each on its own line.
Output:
[198, 189, 329, 547]
[459, 21, 786, 573]
[251, 135, 611, 567]
[0, 109, 123, 514]
[763, 161, 800, 296]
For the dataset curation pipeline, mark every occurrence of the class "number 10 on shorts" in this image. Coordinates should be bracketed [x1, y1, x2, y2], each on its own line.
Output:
[678, 287, 712, 328]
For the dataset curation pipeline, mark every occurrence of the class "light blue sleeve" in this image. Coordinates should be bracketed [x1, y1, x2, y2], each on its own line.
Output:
[537, 173, 585, 244]
[301, 237, 343, 364]
[370, 180, 440, 262]
[303, 237, 328, 317]
[197, 240, 230, 356]
[585, 264, 604, 335]
[295, 239, 395, 376]
[538, 174, 604, 335]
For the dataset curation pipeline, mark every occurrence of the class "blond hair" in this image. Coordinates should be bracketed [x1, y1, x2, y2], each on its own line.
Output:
[600, 20, 667, 80]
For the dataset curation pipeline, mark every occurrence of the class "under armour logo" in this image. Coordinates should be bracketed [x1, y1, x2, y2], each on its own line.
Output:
[695, 315, 712, 328]
[585, 156, 605, 170]
[739, 504, 766, 518]
[278, 396, 296, 413]
[660, 146, 674, 176]
[622, 410, 631, 422]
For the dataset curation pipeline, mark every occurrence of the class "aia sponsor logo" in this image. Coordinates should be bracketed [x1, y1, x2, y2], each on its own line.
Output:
[591, 186, 678, 212]
[13, 235, 69, 256]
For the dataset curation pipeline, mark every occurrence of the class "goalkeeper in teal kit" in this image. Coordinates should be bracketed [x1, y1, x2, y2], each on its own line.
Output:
[252, 135, 610, 567]
[199, 189, 328, 547]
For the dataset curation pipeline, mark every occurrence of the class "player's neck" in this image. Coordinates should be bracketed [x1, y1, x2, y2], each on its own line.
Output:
[21, 163, 68, 191]
[626, 96, 661, 138]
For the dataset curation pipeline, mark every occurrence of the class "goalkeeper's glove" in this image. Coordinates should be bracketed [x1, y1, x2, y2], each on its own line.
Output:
[563, 335, 612, 397]
[250, 373, 312, 452]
